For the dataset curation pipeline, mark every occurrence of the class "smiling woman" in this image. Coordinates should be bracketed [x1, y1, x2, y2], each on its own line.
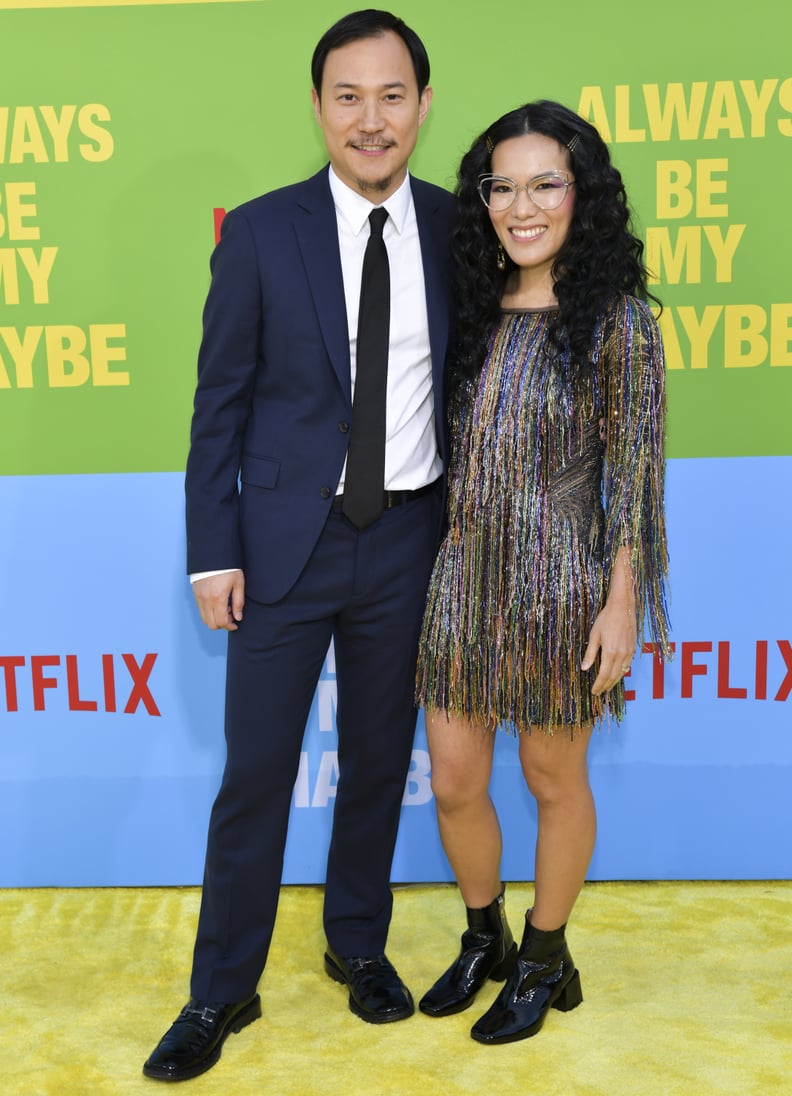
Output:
[485, 133, 576, 308]
[415, 99, 671, 1046]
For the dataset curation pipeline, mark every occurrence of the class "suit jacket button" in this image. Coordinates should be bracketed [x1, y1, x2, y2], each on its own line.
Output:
[320, 486, 331, 499]
[338, 421, 349, 433]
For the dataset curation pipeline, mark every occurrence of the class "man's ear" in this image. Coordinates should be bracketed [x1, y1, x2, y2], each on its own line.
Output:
[418, 86, 433, 127]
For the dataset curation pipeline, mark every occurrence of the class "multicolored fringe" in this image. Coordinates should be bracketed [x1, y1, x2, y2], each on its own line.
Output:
[416, 297, 671, 734]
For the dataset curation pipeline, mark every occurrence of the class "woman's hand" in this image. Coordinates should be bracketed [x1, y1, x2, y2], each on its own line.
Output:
[582, 546, 637, 695]
[582, 600, 637, 695]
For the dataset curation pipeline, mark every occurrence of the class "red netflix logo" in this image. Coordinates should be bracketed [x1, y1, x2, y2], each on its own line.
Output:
[625, 641, 792, 702]
[213, 208, 225, 245]
[0, 654, 161, 715]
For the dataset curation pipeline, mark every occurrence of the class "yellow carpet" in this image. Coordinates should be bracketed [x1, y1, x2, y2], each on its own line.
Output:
[2, 882, 790, 1095]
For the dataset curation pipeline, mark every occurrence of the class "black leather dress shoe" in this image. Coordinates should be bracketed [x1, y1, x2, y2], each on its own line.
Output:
[142, 994, 261, 1082]
[324, 948, 414, 1023]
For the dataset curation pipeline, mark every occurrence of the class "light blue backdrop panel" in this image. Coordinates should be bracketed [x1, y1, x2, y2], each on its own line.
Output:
[0, 457, 789, 886]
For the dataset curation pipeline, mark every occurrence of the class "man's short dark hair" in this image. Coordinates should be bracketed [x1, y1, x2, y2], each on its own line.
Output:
[311, 9, 430, 98]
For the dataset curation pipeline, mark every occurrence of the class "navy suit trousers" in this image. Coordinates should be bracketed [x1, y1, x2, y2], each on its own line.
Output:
[190, 486, 442, 1002]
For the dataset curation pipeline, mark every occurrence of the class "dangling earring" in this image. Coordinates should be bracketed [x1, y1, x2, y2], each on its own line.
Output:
[496, 243, 506, 272]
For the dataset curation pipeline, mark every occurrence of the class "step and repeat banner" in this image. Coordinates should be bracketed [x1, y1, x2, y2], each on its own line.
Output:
[1, 0, 790, 885]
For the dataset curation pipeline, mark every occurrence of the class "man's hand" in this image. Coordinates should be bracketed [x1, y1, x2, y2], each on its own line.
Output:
[192, 570, 245, 631]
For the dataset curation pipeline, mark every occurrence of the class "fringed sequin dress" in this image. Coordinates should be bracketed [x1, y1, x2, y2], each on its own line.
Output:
[416, 295, 671, 732]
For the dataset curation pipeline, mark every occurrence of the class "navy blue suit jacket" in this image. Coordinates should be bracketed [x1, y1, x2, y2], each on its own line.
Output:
[185, 168, 455, 604]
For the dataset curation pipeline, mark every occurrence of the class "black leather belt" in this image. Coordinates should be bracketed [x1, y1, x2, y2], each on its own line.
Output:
[332, 477, 440, 513]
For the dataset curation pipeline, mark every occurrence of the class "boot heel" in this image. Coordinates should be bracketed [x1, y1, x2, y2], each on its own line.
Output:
[488, 942, 517, 981]
[553, 969, 583, 1012]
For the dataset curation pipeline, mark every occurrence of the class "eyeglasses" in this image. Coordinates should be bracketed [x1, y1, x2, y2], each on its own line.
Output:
[477, 171, 574, 212]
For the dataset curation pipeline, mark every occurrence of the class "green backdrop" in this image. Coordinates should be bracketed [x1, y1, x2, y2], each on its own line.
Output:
[2, 0, 790, 474]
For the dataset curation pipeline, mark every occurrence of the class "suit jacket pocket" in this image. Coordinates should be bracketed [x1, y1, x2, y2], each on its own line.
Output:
[240, 454, 281, 489]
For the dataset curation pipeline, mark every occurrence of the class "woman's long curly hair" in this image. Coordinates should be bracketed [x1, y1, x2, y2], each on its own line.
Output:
[451, 99, 658, 389]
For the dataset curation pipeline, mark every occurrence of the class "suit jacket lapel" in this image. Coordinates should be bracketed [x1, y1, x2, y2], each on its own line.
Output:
[293, 169, 352, 399]
[293, 170, 451, 411]
[412, 178, 452, 449]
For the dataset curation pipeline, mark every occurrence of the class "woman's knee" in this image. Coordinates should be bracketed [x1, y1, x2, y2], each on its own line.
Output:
[519, 729, 592, 804]
[426, 710, 494, 810]
[430, 763, 488, 814]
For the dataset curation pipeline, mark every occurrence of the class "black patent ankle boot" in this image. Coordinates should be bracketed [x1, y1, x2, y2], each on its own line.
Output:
[419, 889, 517, 1017]
[470, 912, 583, 1044]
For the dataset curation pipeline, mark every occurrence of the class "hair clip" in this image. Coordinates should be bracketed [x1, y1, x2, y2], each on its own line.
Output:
[485, 134, 494, 154]
[567, 133, 579, 153]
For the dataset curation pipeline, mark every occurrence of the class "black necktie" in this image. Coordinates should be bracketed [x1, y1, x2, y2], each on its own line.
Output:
[342, 207, 390, 529]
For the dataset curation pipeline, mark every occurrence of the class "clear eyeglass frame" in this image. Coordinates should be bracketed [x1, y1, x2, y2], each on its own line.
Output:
[477, 171, 575, 211]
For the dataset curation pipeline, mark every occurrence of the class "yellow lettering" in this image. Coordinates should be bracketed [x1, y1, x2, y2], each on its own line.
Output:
[46, 326, 91, 386]
[696, 159, 729, 218]
[677, 306, 723, 369]
[655, 308, 685, 370]
[2, 182, 40, 241]
[770, 303, 792, 366]
[576, 87, 612, 142]
[615, 85, 645, 142]
[703, 81, 745, 140]
[0, 325, 42, 387]
[90, 324, 128, 385]
[655, 160, 693, 219]
[646, 227, 701, 284]
[0, 247, 57, 304]
[17, 247, 58, 304]
[0, 107, 8, 165]
[10, 107, 47, 163]
[643, 82, 708, 141]
[0, 250, 19, 304]
[702, 225, 745, 282]
[777, 78, 792, 136]
[0, 323, 131, 386]
[39, 105, 77, 163]
[78, 105, 114, 162]
[724, 305, 767, 367]
[739, 79, 778, 138]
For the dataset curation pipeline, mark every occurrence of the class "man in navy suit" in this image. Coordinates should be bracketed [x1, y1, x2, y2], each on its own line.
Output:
[143, 9, 454, 1082]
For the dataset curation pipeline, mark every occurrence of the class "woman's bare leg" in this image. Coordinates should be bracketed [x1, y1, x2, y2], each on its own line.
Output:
[518, 726, 596, 930]
[424, 709, 501, 907]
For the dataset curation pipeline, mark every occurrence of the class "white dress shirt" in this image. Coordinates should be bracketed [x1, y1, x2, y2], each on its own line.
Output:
[328, 166, 442, 493]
